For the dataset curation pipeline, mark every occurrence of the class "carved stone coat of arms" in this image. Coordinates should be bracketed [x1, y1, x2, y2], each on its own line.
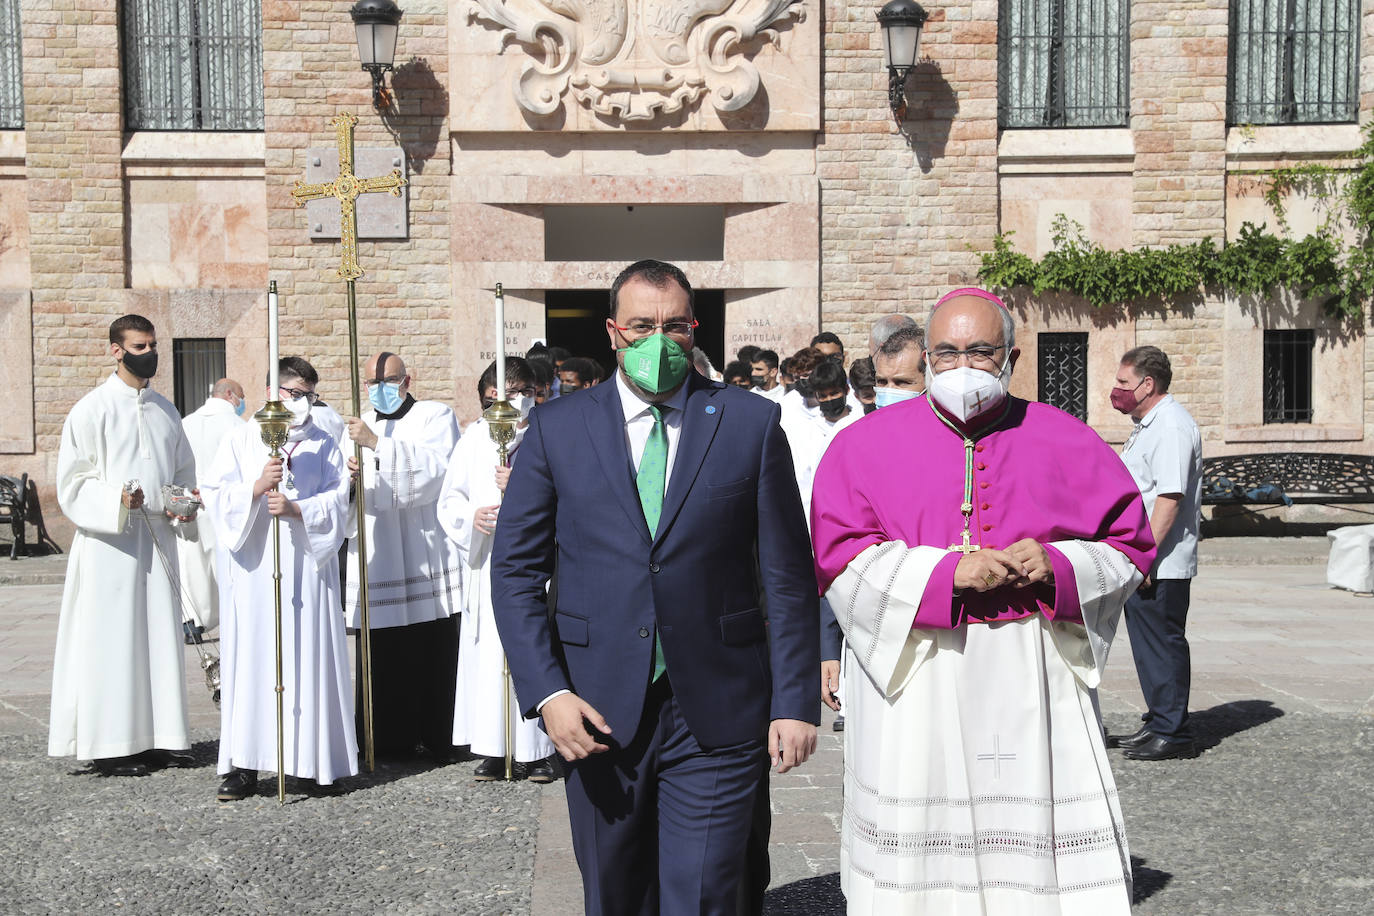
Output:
[468, 0, 805, 123]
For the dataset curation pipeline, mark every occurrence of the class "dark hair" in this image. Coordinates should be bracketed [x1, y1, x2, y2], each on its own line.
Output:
[478, 357, 535, 399]
[789, 346, 825, 378]
[809, 357, 849, 394]
[848, 356, 875, 389]
[752, 349, 779, 370]
[562, 356, 604, 384]
[779, 357, 794, 379]
[609, 259, 694, 319]
[723, 360, 752, 383]
[810, 331, 843, 352]
[736, 345, 761, 364]
[109, 314, 155, 346]
[548, 346, 571, 364]
[526, 354, 555, 388]
[1121, 345, 1172, 392]
[877, 325, 925, 357]
[277, 356, 318, 387]
[525, 342, 549, 359]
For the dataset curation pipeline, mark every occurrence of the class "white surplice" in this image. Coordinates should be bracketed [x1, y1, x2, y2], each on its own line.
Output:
[48, 374, 197, 760]
[343, 399, 462, 628]
[827, 539, 1142, 915]
[201, 418, 357, 784]
[176, 396, 245, 632]
[780, 408, 864, 528]
[437, 419, 554, 762]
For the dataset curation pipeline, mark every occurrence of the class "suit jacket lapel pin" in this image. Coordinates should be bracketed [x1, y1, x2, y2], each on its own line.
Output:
[706, 405, 717, 414]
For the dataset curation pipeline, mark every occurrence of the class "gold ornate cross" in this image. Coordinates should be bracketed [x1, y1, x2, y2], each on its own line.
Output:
[291, 112, 407, 280]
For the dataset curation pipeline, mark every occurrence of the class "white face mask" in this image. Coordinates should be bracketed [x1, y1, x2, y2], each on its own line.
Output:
[925, 357, 1012, 423]
[285, 395, 312, 427]
[511, 394, 534, 420]
[874, 386, 920, 409]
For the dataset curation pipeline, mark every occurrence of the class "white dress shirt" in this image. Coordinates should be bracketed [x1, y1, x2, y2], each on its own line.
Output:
[537, 370, 694, 713]
[617, 369, 691, 481]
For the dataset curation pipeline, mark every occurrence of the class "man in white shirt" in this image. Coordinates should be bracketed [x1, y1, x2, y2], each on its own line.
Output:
[49, 315, 198, 777]
[1108, 345, 1203, 761]
[178, 378, 247, 638]
[749, 349, 785, 403]
[344, 351, 463, 761]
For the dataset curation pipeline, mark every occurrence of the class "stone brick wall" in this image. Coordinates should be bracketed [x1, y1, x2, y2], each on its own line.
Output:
[23, 0, 126, 482]
[264, 0, 453, 412]
[817, 0, 1001, 356]
[1130, 0, 1230, 247]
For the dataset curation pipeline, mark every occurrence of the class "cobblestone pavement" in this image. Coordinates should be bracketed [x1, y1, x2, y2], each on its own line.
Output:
[3, 539, 1372, 914]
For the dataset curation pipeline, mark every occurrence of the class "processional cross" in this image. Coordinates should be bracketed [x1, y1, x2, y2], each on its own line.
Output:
[291, 112, 406, 280]
[289, 112, 408, 772]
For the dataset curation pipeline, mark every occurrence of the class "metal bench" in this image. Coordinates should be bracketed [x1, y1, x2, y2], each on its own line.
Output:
[1201, 453, 1374, 506]
[0, 474, 62, 559]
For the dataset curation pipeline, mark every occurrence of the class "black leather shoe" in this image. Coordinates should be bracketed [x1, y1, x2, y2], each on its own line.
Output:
[217, 768, 258, 801]
[1106, 725, 1155, 749]
[1123, 736, 1198, 761]
[526, 757, 558, 784]
[833, 716, 845, 733]
[93, 756, 148, 777]
[140, 749, 196, 769]
[473, 757, 505, 781]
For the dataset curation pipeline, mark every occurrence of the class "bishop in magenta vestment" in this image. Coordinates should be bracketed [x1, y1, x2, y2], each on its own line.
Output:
[811, 393, 1155, 915]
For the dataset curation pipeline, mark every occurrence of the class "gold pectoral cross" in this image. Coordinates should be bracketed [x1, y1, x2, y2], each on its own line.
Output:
[291, 113, 407, 281]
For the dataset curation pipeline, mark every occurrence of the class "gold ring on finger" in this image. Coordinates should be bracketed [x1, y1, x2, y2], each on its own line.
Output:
[983, 572, 999, 587]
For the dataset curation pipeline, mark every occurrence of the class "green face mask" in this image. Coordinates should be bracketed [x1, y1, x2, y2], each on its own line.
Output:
[619, 333, 691, 394]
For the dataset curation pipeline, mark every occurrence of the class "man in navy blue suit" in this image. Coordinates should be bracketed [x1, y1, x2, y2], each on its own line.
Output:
[492, 260, 820, 915]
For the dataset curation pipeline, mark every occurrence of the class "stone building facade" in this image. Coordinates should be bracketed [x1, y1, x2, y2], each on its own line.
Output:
[2, 0, 1370, 540]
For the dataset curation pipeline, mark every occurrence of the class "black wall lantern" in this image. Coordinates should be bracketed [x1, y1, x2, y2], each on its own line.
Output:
[351, 0, 403, 110]
[877, 0, 929, 122]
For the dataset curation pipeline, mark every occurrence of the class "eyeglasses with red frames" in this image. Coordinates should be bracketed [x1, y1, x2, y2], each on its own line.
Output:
[611, 319, 699, 339]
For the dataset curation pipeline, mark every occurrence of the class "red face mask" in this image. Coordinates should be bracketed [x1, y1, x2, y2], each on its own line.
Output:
[1110, 379, 1146, 414]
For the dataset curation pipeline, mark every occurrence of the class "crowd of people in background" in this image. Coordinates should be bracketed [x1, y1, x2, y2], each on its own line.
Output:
[47, 264, 1197, 914]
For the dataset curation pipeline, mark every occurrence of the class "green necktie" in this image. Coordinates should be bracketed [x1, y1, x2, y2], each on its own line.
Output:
[636, 405, 668, 682]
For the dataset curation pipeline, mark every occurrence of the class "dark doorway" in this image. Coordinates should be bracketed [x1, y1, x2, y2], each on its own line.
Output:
[545, 289, 726, 377]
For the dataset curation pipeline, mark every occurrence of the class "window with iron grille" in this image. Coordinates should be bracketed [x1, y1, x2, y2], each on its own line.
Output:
[122, 0, 264, 131]
[1262, 329, 1314, 423]
[0, 0, 22, 129]
[1228, 0, 1358, 125]
[1037, 332, 1089, 421]
[998, 0, 1129, 128]
[174, 338, 227, 417]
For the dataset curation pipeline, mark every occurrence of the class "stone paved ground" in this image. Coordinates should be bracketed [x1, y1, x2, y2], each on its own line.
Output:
[2, 538, 1372, 914]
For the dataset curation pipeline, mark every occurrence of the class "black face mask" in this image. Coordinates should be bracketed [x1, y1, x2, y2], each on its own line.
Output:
[750, 374, 766, 388]
[121, 349, 158, 379]
[818, 397, 847, 420]
[863, 402, 877, 414]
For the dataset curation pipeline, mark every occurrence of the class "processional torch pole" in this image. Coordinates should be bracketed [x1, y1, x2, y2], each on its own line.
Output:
[483, 283, 520, 781]
[346, 276, 377, 774]
[254, 280, 291, 806]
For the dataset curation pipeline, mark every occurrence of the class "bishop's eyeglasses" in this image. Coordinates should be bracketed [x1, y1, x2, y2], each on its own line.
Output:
[927, 345, 1006, 371]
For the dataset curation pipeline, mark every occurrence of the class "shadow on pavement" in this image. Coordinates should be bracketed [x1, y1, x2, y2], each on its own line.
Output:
[1191, 699, 1285, 753]
[763, 872, 843, 914]
[1131, 855, 1173, 903]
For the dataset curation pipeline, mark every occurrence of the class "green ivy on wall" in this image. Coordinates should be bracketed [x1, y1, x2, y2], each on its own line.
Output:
[977, 124, 1374, 320]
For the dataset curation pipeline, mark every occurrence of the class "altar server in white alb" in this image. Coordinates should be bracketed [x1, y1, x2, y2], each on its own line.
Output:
[810, 289, 1156, 914]
[176, 377, 248, 639]
[202, 357, 356, 801]
[343, 351, 463, 761]
[49, 315, 199, 778]
[438, 357, 556, 782]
